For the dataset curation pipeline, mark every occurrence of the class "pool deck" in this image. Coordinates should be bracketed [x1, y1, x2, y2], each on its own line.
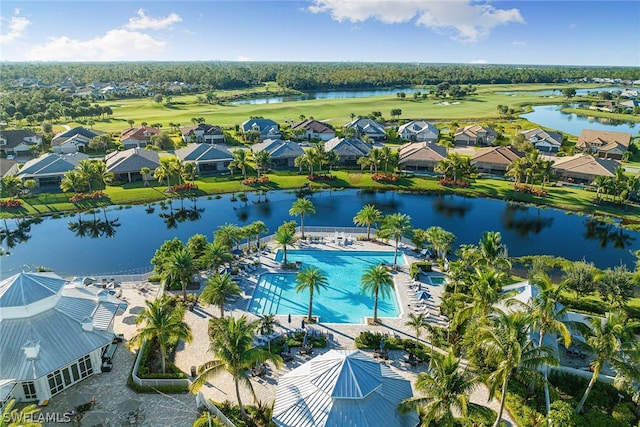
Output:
[42, 234, 516, 427]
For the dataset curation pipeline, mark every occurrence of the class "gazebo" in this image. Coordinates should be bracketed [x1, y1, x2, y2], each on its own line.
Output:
[272, 350, 418, 427]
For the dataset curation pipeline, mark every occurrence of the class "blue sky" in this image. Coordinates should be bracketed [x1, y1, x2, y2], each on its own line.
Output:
[1, 1, 638, 66]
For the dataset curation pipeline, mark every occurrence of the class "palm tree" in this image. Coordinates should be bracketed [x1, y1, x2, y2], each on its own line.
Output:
[378, 213, 413, 267]
[60, 170, 83, 194]
[506, 157, 528, 187]
[76, 159, 96, 192]
[312, 143, 328, 173]
[294, 152, 313, 175]
[203, 241, 234, 272]
[1, 399, 42, 427]
[538, 160, 554, 189]
[405, 312, 427, 346]
[361, 264, 394, 324]
[425, 226, 457, 261]
[251, 220, 269, 250]
[380, 145, 394, 172]
[214, 223, 242, 250]
[398, 351, 480, 427]
[592, 175, 610, 203]
[289, 197, 315, 239]
[164, 247, 196, 302]
[231, 149, 250, 179]
[258, 313, 280, 351]
[573, 311, 640, 414]
[92, 160, 113, 190]
[190, 315, 282, 419]
[130, 297, 193, 374]
[477, 310, 557, 427]
[477, 231, 511, 271]
[325, 150, 340, 172]
[253, 150, 271, 178]
[352, 204, 382, 241]
[274, 221, 296, 265]
[200, 273, 242, 318]
[295, 265, 328, 322]
[367, 148, 383, 173]
[154, 163, 171, 190]
[140, 167, 152, 187]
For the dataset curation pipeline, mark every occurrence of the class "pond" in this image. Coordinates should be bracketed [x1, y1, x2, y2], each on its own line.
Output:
[496, 86, 626, 96]
[1, 189, 637, 278]
[230, 87, 422, 105]
[521, 104, 639, 136]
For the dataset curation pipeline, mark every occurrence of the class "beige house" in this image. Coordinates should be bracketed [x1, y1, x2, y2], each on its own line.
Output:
[576, 129, 631, 160]
[552, 154, 620, 184]
[398, 141, 447, 172]
[471, 146, 524, 175]
[454, 125, 497, 146]
[105, 147, 160, 182]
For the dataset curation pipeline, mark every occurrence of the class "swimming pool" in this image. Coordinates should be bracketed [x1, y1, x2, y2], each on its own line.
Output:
[427, 276, 448, 286]
[248, 250, 403, 323]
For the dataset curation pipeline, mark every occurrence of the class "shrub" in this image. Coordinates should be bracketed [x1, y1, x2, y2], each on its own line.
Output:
[371, 173, 398, 183]
[241, 176, 270, 186]
[307, 173, 335, 181]
[549, 400, 577, 427]
[167, 183, 199, 193]
[69, 191, 108, 203]
[0, 199, 22, 209]
[439, 178, 470, 187]
[611, 402, 636, 425]
[514, 184, 548, 197]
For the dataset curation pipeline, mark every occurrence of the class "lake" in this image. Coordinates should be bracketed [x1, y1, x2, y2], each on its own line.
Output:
[496, 86, 625, 96]
[522, 104, 639, 136]
[1, 189, 637, 278]
[230, 87, 422, 105]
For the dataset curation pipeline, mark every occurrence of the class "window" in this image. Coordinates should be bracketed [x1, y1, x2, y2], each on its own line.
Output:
[22, 382, 37, 400]
[47, 371, 64, 396]
[78, 355, 93, 379]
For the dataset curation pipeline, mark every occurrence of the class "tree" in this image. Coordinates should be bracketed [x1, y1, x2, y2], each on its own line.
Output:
[398, 351, 480, 427]
[405, 312, 427, 346]
[214, 223, 242, 250]
[200, 273, 242, 318]
[154, 94, 164, 104]
[425, 226, 456, 260]
[274, 221, 296, 265]
[378, 213, 412, 267]
[597, 264, 635, 307]
[361, 264, 394, 324]
[129, 297, 192, 374]
[390, 108, 402, 120]
[231, 149, 250, 179]
[258, 313, 280, 351]
[476, 231, 511, 271]
[562, 260, 598, 299]
[163, 246, 196, 302]
[127, 119, 135, 128]
[325, 150, 340, 172]
[573, 311, 640, 414]
[75, 159, 96, 192]
[289, 197, 315, 239]
[150, 132, 174, 150]
[563, 88, 577, 99]
[190, 315, 282, 419]
[352, 204, 382, 241]
[477, 310, 557, 427]
[153, 163, 171, 190]
[295, 265, 328, 322]
[92, 160, 113, 190]
[140, 167, 151, 187]
[203, 240, 234, 272]
[1, 176, 22, 198]
[253, 150, 271, 178]
[0, 398, 43, 427]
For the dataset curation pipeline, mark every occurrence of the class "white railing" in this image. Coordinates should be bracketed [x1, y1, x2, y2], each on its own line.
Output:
[130, 340, 191, 389]
[196, 392, 236, 427]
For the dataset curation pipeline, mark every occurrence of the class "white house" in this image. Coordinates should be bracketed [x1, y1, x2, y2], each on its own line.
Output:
[398, 120, 439, 143]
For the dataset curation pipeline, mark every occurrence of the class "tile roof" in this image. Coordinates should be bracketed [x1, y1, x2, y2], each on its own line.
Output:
[454, 125, 497, 139]
[17, 153, 89, 177]
[0, 130, 42, 149]
[291, 119, 335, 134]
[552, 153, 620, 177]
[344, 118, 385, 136]
[521, 128, 563, 147]
[324, 137, 372, 157]
[175, 143, 234, 162]
[180, 123, 223, 137]
[51, 127, 103, 146]
[105, 147, 160, 173]
[398, 120, 439, 136]
[251, 139, 305, 158]
[471, 146, 524, 165]
[398, 141, 447, 163]
[120, 126, 160, 142]
[241, 118, 279, 133]
[576, 129, 631, 152]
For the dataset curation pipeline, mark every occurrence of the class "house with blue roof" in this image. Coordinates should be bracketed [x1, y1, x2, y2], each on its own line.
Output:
[251, 139, 305, 168]
[344, 118, 386, 142]
[51, 127, 104, 154]
[175, 143, 234, 174]
[241, 118, 281, 141]
[324, 137, 372, 166]
[15, 152, 89, 187]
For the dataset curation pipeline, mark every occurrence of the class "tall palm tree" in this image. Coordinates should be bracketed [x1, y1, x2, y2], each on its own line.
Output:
[190, 316, 282, 419]
[251, 220, 269, 250]
[274, 221, 296, 265]
[398, 351, 480, 427]
[379, 213, 413, 267]
[75, 159, 96, 192]
[295, 265, 328, 322]
[231, 149, 250, 179]
[573, 311, 640, 414]
[289, 197, 315, 239]
[477, 310, 557, 427]
[203, 241, 234, 272]
[456, 268, 510, 328]
[140, 166, 152, 187]
[538, 160, 554, 189]
[312, 143, 328, 173]
[258, 313, 280, 351]
[380, 145, 394, 172]
[200, 273, 242, 318]
[352, 204, 382, 241]
[405, 312, 427, 346]
[164, 246, 196, 302]
[592, 175, 610, 203]
[506, 157, 528, 187]
[253, 150, 271, 178]
[325, 150, 340, 172]
[425, 226, 456, 261]
[60, 170, 83, 194]
[92, 160, 113, 190]
[361, 264, 394, 324]
[294, 152, 314, 175]
[214, 223, 242, 250]
[1, 399, 42, 427]
[153, 163, 171, 190]
[130, 297, 193, 374]
[477, 231, 511, 271]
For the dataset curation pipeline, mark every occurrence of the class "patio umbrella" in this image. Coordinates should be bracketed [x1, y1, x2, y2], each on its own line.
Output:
[303, 333, 308, 346]
[283, 342, 290, 353]
[69, 392, 95, 409]
[287, 313, 292, 325]
[301, 319, 305, 329]
[80, 410, 110, 427]
[415, 291, 430, 300]
[116, 397, 142, 415]
[380, 338, 385, 350]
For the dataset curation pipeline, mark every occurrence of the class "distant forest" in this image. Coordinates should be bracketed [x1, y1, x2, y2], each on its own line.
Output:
[1, 62, 639, 91]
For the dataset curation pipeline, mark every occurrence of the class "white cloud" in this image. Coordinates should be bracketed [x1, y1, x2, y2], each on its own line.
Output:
[26, 30, 166, 61]
[512, 40, 527, 46]
[0, 14, 31, 44]
[309, 0, 524, 43]
[124, 8, 182, 30]
[469, 59, 487, 64]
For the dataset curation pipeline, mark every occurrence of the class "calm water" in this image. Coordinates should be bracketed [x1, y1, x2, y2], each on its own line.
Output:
[247, 250, 401, 323]
[496, 86, 625, 96]
[0, 190, 637, 278]
[522, 104, 639, 136]
[230, 88, 421, 105]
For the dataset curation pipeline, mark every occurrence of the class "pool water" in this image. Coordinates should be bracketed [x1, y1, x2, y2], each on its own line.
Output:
[428, 276, 447, 286]
[248, 250, 403, 323]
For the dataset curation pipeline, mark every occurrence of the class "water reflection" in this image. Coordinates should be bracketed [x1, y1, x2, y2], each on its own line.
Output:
[501, 203, 554, 236]
[583, 217, 636, 250]
[68, 209, 120, 238]
[432, 196, 471, 218]
[1, 217, 42, 251]
[158, 197, 205, 229]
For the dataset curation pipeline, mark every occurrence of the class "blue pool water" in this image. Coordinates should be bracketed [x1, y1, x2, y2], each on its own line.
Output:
[427, 276, 447, 286]
[248, 250, 403, 323]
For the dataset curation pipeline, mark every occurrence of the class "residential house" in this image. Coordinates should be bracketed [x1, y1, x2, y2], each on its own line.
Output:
[471, 146, 525, 175]
[344, 118, 386, 141]
[291, 119, 336, 141]
[15, 152, 89, 187]
[520, 128, 563, 153]
[619, 99, 639, 112]
[240, 118, 281, 141]
[180, 123, 224, 144]
[324, 137, 372, 166]
[576, 129, 632, 160]
[0, 130, 42, 157]
[175, 143, 233, 174]
[454, 125, 497, 146]
[51, 127, 103, 154]
[105, 147, 160, 183]
[251, 139, 305, 168]
[0, 272, 124, 405]
[552, 153, 620, 184]
[119, 126, 160, 150]
[398, 120, 439, 143]
[398, 142, 447, 172]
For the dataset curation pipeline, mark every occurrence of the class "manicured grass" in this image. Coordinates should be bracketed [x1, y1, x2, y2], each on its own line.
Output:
[561, 107, 640, 123]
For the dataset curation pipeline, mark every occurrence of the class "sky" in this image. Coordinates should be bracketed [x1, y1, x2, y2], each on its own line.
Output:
[0, 1, 638, 66]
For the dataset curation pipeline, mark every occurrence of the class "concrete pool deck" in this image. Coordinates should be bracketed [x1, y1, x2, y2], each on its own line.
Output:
[43, 234, 515, 426]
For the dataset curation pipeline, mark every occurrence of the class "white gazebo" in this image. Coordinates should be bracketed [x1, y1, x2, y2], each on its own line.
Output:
[273, 350, 418, 427]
